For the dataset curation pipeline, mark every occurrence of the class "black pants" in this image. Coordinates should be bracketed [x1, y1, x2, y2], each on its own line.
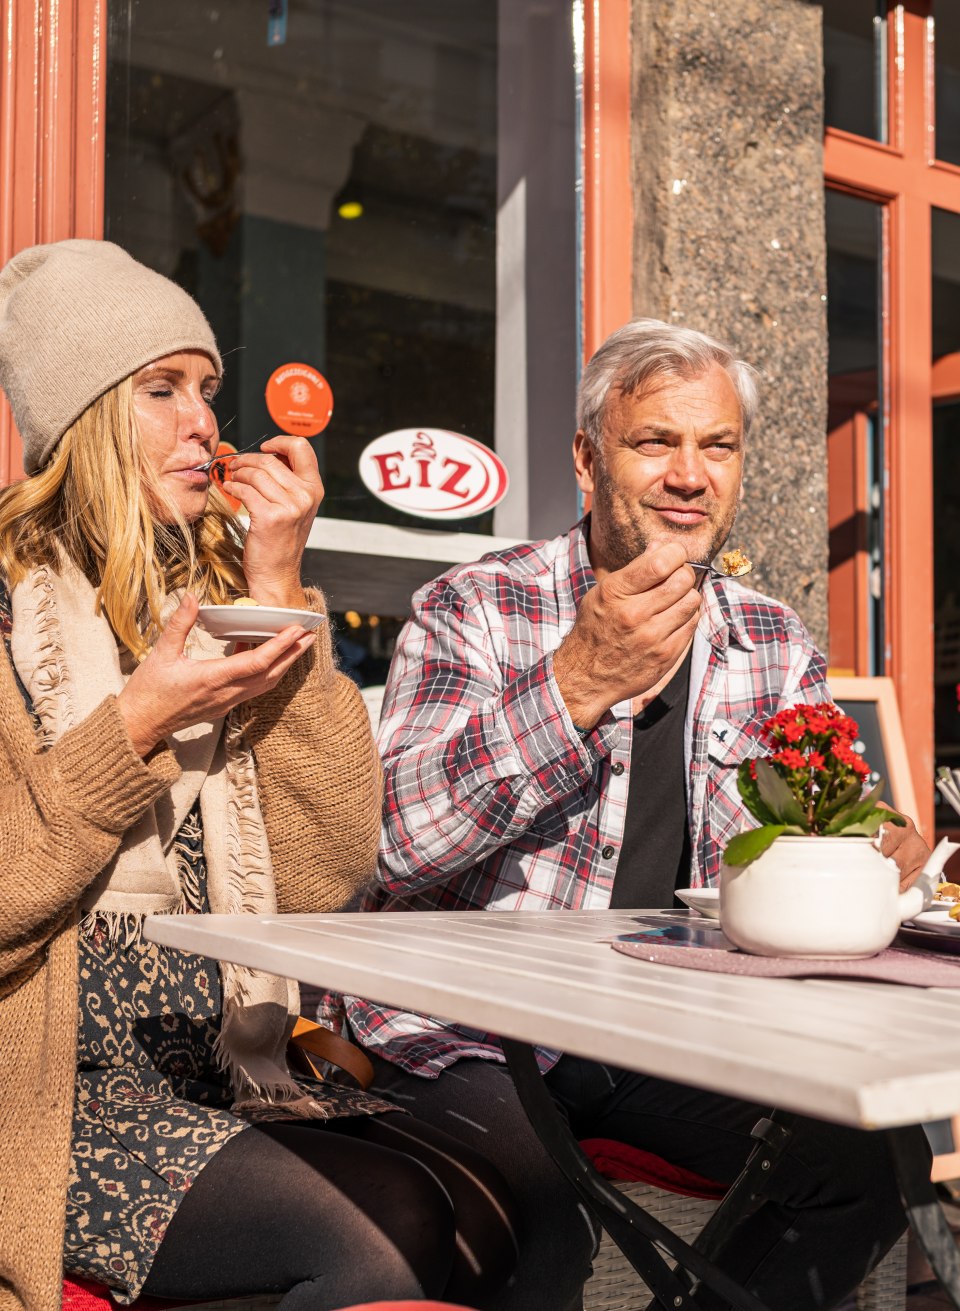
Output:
[364, 1050, 914, 1311]
[143, 1113, 519, 1310]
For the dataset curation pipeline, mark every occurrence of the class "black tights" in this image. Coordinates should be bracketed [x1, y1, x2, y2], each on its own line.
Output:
[365, 1051, 914, 1311]
[143, 1113, 519, 1310]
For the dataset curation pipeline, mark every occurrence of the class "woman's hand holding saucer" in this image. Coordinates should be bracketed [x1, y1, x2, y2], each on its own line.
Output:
[219, 435, 323, 609]
[116, 594, 316, 756]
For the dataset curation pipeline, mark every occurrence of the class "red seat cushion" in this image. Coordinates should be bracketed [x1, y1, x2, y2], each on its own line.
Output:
[63, 1281, 473, 1311]
[580, 1137, 727, 1200]
[62, 1278, 179, 1311]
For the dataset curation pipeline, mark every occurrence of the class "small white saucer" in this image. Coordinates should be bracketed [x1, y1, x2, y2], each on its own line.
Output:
[909, 908, 960, 936]
[196, 604, 326, 644]
[675, 888, 721, 920]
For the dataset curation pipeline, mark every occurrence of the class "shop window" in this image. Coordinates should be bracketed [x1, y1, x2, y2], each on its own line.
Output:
[331, 609, 405, 725]
[105, 1, 498, 533]
[823, 0, 888, 143]
[825, 189, 885, 677]
[105, 0, 577, 545]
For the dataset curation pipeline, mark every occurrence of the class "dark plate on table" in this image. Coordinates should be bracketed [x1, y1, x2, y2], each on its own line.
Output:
[897, 922, 960, 956]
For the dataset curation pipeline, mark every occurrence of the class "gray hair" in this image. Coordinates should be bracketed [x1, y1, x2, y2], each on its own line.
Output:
[576, 318, 760, 450]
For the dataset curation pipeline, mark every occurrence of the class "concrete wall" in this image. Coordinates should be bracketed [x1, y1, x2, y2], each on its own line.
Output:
[630, 0, 828, 649]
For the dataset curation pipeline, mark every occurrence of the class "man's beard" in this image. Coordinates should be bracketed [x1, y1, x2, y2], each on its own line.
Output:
[590, 461, 738, 573]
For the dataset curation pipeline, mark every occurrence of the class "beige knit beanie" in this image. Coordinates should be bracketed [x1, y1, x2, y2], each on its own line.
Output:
[0, 239, 223, 474]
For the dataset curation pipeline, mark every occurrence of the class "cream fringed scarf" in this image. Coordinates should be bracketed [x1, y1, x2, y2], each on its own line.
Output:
[10, 560, 323, 1113]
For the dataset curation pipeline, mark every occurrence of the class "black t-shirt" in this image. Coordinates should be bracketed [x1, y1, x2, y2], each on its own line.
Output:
[609, 647, 693, 909]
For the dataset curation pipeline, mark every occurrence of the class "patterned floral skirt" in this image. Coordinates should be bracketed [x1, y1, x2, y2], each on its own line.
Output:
[63, 802, 392, 1304]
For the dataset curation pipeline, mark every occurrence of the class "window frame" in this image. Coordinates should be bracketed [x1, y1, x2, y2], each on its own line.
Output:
[825, 0, 960, 836]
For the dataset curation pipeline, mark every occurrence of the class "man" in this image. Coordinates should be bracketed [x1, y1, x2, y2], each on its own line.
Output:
[339, 320, 927, 1311]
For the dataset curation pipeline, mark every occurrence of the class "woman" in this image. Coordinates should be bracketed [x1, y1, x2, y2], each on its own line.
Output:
[0, 240, 517, 1311]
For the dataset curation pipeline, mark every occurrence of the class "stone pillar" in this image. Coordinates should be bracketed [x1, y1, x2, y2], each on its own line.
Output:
[631, 0, 828, 649]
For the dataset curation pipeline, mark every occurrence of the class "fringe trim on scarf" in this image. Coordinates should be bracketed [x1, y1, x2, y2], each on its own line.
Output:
[77, 905, 189, 950]
[174, 807, 205, 914]
[23, 565, 69, 749]
[231, 1094, 332, 1120]
[78, 811, 202, 946]
[216, 997, 326, 1110]
[214, 716, 324, 1114]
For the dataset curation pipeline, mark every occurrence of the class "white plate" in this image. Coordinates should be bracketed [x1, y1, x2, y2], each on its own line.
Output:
[675, 888, 721, 920]
[196, 604, 326, 643]
[909, 908, 960, 936]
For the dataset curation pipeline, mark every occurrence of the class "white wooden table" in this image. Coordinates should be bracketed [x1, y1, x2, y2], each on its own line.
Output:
[145, 907, 960, 1129]
[145, 907, 960, 1309]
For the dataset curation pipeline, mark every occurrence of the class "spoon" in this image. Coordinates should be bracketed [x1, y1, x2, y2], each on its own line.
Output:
[191, 434, 269, 474]
[688, 561, 754, 583]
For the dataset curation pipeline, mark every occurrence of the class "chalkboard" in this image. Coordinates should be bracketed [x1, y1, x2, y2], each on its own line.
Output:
[830, 695, 890, 803]
[826, 677, 918, 818]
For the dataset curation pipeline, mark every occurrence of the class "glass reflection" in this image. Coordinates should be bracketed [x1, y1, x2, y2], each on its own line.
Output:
[932, 209, 960, 821]
[823, 0, 887, 143]
[105, 1, 498, 533]
[935, 2, 960, 167]
[825, 190, 885, 677]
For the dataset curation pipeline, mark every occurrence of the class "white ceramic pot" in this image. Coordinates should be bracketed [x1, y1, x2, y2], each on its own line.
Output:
[719, 835, 925, 959]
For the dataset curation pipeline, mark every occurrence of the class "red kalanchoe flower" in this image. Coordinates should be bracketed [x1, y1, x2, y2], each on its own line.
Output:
[763, 709, 805, 740]
[833, 741, 870, 777]
[802, 710, 832, 736]
[731, 700, 898, 854]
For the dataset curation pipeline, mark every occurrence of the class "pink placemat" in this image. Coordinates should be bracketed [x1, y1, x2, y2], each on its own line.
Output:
[610, 937, 960, 986]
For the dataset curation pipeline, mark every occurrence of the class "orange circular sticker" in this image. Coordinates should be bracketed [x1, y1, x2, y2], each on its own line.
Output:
[264, 362, 334, 437]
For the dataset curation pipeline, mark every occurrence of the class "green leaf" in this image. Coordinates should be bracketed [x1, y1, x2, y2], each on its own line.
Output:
[852, 778, 885, 812]
[821, 781, 889, 834]
[736, 759, 780, 826]
[815, 778, 863, 823]
[829, 807, 907, 838]
[723, 824, 788, 868]
[881, 809, 907, 828]
[753, 760, 808, 827]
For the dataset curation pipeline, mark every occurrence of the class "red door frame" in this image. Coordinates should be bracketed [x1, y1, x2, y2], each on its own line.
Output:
[0, 0, 106, 481]
[581, 0, 633, 362]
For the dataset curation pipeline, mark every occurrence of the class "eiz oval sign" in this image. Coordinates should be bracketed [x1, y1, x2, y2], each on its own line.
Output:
[358, 428, 509, 520]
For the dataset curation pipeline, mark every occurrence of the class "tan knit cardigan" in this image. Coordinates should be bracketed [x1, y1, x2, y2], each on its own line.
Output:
[0, 595, 382, 1311]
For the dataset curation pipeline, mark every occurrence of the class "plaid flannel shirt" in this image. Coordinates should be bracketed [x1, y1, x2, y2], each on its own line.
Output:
[338, 519, 828, 1076]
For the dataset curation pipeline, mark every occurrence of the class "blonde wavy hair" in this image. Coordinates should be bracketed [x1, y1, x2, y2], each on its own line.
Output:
[0, 376, 246, 658]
